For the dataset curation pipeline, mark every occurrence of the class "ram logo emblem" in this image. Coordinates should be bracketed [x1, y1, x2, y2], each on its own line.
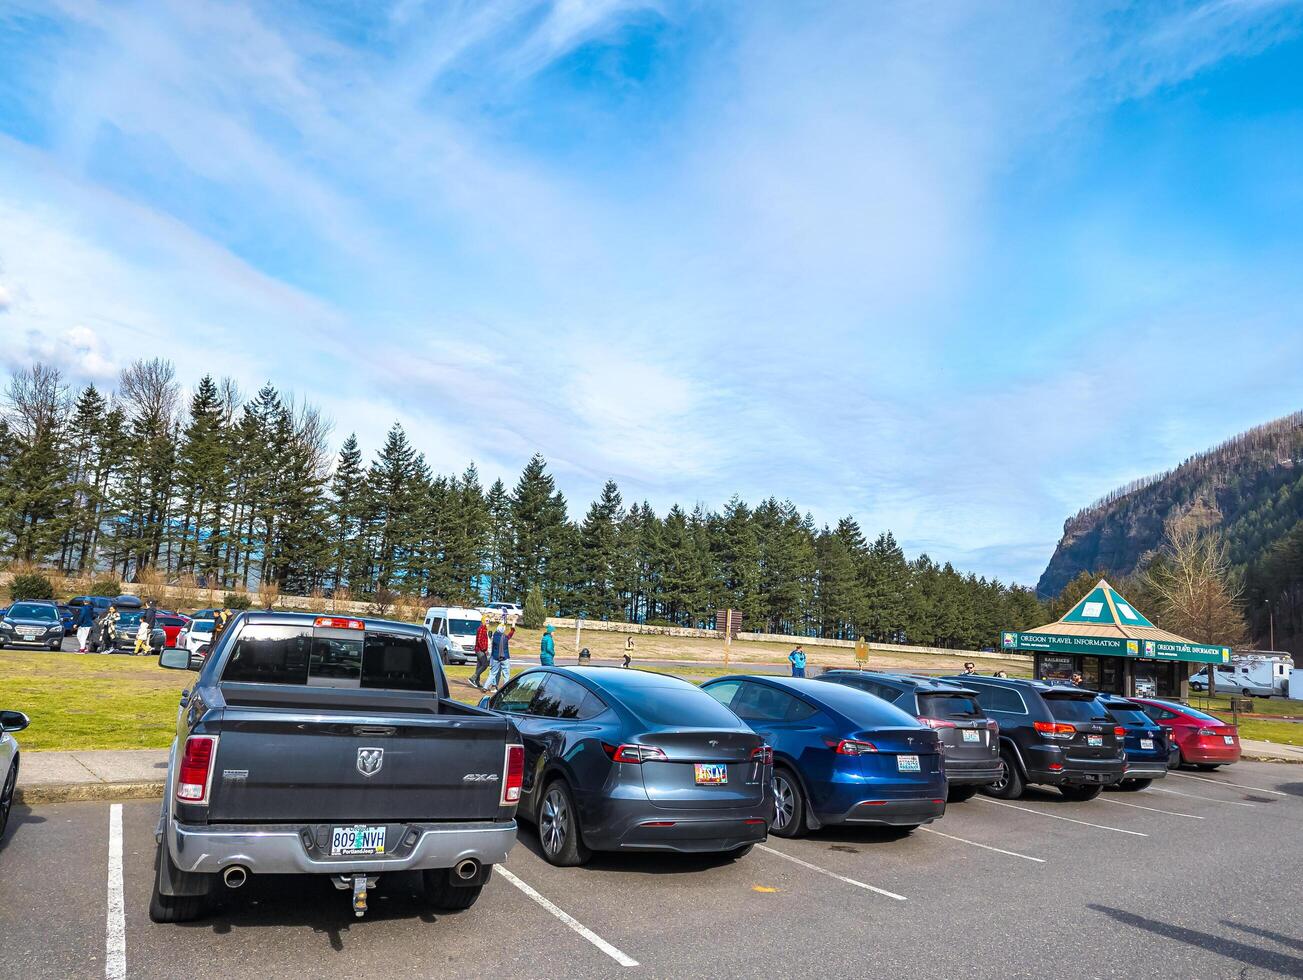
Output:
[357, 747, 384, 777]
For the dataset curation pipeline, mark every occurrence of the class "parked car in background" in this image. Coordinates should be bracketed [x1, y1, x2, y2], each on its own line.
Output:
[105, 611, 166, 654]
[484, 667, 772, 866]
[68, 595, 113, 613]
[155, 611, 191, 648]
[702, 675, 945, 836]
[941, 676, 1125, 801]
[1128, 698, 1241, 770]
[423, 606, 480, 665]
[1097, 694, 1169, 790]
[481, 601, 523, 621]
[57, 604, 77, 635]
[152, 612, 522, 922]
[0, 601, 66, 651]
[816, 671, 1001, 802]
[1, 709, 29, 840]
[177, 619, 216, 669]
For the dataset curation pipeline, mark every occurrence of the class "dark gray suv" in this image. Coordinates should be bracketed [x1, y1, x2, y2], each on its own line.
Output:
[0, 601, 65, 650]
[816, 671, 1001, 801]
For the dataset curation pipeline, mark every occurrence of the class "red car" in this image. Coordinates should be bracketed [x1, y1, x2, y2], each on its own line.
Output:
[155, 612, 191, 649]
[1128, 698, 1241, 770]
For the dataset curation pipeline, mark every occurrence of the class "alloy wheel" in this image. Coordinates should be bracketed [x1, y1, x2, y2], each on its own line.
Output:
[772, 774, 795, 832]
[990, 760, 1010, 793]
[0, 764, 15, 836]
[540, 787, 569, 857]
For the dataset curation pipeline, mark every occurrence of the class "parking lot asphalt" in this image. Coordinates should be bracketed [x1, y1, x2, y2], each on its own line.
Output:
[2, 761, 1301, 979]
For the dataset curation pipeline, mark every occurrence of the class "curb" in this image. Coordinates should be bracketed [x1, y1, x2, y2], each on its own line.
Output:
[16, 781, 165, 806]
[1240, 753, 1303, 765]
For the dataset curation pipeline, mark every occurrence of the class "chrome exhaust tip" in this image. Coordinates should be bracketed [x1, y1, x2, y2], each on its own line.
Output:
[222, 866, 249, 889]
[454, 859, 479, 881]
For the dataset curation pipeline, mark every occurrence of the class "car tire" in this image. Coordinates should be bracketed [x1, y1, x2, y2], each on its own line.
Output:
[1242, 689, 1252, 698]
[982, 748, 1024, 800]
[1196, 763, 1221, 771]
[1168, 747, 1183, 770]
[148, 841, 209, 923]
[0, 758, 17, 840]
[423, 867, 490, 911]
[537, 779, 590, 867]
[1059, 784, 1102, 802]
[1116, 779, 1151, 792]
[770, 768, 806, 839]
[946, 785, 979, 803]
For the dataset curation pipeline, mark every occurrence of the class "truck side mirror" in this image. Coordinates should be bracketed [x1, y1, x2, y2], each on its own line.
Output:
[158, 649, 192, 671]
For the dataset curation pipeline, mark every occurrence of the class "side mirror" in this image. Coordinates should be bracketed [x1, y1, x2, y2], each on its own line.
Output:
[158, 649, 193, 671]
[0, 710, 30, 733]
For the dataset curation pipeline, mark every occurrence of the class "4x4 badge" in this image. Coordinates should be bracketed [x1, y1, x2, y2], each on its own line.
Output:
[357, 747, 383, 777]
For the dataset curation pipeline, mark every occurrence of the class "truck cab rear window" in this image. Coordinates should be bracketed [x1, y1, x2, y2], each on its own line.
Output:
[221, 625, 437, 692]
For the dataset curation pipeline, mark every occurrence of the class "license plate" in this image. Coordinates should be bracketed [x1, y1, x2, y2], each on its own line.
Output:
[962, 730, 980, 743]
[694, 763, 728, 785]
[1224, 736, 1234, 745]
[1140, 739, 1154, 750]
[897, 754, 920, 772]
[331, 825, 386, 857]
[1087, 734, 1103, 747]
[19, 630, 36, 639]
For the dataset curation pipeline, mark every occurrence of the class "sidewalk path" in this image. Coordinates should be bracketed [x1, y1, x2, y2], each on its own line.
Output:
[1239, 738, 1303, 764]
[17, 749, 168, 804]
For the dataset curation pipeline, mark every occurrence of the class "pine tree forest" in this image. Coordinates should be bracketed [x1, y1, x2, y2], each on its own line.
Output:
[0, 361, 1046, 646]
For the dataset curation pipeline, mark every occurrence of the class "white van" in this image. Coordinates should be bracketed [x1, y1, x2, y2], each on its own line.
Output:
[1190, 655, 1293, 697]
[423, 606, 483, 665]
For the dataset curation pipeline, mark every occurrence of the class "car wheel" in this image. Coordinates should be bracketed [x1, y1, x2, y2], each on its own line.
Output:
[0, 759, 17, 840]
[148, 841, 209, 923]
[423, 866, 491, 911]
[982, 748, 1024, 800]
[538, 779, 590, 867]
[946, 785, 979, 803]
[1241, 689, 1252, 698]
[1196, 763, 1221, 771]
[1117, 779, 1152, 792]
[1059, 784, 1102, 802]
[770, 768, 806, 839]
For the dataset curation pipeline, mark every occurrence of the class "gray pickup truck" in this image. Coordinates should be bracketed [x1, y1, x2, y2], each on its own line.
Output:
[151, 612, 523, 923]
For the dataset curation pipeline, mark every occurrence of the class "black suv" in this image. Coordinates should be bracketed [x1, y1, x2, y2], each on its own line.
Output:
[816, 671, 1001, 802]
[939, 676, 1124, 801]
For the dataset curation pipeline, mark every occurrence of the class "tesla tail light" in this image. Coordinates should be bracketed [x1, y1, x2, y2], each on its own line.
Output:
[826, 739, 878, 755]
[605, 744, 668, 763]
[1113, 726, 1126, 737]
[176, 735, 217, 804]
[750, 745, 774, 765]
[1033, 721, 1076, 740]
[501, 744, 524, 805]
[314, 616, 365, 630]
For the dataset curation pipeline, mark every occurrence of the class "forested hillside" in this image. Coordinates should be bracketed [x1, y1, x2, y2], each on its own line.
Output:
[1037, 411, 1303, 651]
[0, 360, 1045, 648]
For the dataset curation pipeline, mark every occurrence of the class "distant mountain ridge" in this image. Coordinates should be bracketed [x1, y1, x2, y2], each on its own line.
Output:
[1037, 411, 1303, 598]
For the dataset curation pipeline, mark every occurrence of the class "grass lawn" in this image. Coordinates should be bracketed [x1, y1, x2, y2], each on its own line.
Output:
[1234, 718, 1303, 747]
[1188, 693, 1303, 719]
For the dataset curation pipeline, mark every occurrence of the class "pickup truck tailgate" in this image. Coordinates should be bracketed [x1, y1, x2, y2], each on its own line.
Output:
[206, 695, 512, 823]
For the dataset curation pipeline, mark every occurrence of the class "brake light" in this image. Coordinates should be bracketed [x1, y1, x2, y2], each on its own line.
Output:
[921, 718, 956, 729]
[314, 616, 365, 630]
[605, 744, 668, 763]
[825, 739, 878, 755]
[1113, 726, 1126, 737]
[501, 744, 524, 804]
[750, 745, 774, 765]
[1031, 714, 1073, 740]
[176, 735, 217, 804]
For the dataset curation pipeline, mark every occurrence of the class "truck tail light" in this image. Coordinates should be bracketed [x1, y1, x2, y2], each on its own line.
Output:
[176, 735, 217, 804]
[501, 744, 524, 805]
[825, 739, 878, 755]
[1113, 726, 1126, 737]
[314, 617, 365, 630]
[1033, 721, 1076, 740]
[604, 744, 668, 764]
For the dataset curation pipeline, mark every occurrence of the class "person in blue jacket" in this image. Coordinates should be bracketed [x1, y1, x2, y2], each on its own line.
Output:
[788, 644, 807, 678]
[75, 603, 97, 652]
[488, 621, 515, 691]
[539, 624, 556, 666]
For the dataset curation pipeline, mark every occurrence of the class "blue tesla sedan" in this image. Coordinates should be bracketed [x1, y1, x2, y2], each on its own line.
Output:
[701, 676, 946, 837]
[481, 667, 772, 866]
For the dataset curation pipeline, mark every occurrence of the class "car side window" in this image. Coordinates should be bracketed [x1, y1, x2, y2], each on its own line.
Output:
[532, 674, 600, 719]
[703, 681, 742, 708]
[493, 673, 547, 714]
[971, 685, 1026, 714]
[732, 682, 797, 723]
[786, 697, 819, 721]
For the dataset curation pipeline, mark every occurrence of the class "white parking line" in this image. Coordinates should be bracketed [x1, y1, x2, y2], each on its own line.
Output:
[916, 827, 1046, 863]
[1098, 797, 1203, 820]
[1168, 771, 1289, 797]
[1148, 787, 1256, 808]
[496, 866, 639, 968]
[106, 803, 126, 980]
[974, 797, 1148, 836]
[756, 844, 907, 900]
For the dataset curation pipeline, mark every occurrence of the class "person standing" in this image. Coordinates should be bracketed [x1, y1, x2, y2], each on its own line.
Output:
[104, 604, 120, 652]
[143, 597, 158, 631]
[133, 615, 152, 655]
[539, 624, 556, 666]
[788, 644, 807, 678]
[487, 621, 515, 691]
[75, 603, 96, 653]
[472, 617, 491, 689]
[962, 662, 977, 675]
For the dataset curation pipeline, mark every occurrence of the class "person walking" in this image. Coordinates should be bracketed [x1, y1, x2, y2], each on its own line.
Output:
[487, 621, 515, 691]
[143, 597, 158, 630]
[133, 615, 152, 656]
[788, 644, 807, 679]
[75, 603, 96, 653]
[472, 617, 491, 689]
[103, 604, 120, 653]
[211, 608, 230, 645]
[539, 624, 556, 666]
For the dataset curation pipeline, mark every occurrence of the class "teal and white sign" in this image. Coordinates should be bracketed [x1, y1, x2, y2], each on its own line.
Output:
[1002, 630, 1229, 664]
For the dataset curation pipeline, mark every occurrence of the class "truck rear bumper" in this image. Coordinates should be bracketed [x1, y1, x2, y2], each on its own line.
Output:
[167, 819, 517, 875]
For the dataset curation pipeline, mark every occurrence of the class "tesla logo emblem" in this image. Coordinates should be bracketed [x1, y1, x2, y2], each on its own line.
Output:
[709, 740, 719, 747]
[906, 737, 915, 745]
[357, 747, 384, 777]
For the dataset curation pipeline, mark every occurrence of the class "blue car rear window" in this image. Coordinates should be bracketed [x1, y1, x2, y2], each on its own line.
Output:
[802, 681, 922, 727]
[632, 687, 745, 728]
[1107, 707, 1151, 726]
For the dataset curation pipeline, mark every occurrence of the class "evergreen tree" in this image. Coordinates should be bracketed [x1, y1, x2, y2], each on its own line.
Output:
[507, 455, 568, 605]
[0, 364, 71, 563]
[577, 480, 623, 619]
[328, 434, 367, 591]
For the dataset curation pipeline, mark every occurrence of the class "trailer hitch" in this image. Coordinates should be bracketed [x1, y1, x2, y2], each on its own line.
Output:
[332, 874, 378, 918]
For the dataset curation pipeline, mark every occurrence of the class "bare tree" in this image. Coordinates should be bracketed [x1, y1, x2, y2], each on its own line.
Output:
[1144, 519, 1248, 648]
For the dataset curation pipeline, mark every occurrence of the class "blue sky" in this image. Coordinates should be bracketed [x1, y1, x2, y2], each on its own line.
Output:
[2, 1, 1302, 587]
